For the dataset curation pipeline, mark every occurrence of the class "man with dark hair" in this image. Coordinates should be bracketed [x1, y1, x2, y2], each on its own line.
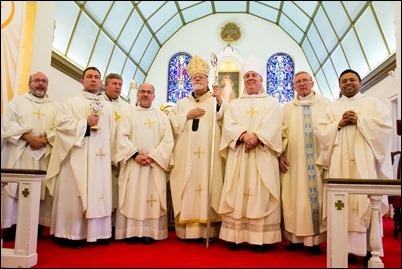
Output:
[316, 68, 393, 266]
[114, 82, 174, 245]
[45, 67, 115, 248]
[102, 73, 132, 236]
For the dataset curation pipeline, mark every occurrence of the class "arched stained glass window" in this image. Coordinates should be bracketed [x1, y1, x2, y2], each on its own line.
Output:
[167, 52, 192, 103]
[266, 53, 295, 104]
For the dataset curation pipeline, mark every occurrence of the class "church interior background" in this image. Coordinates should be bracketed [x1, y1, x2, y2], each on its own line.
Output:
[46, 1, 397, 103]
[1, 1, 400, 171]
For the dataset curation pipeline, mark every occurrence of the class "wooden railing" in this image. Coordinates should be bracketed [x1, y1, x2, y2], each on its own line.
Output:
[1, 168, 46, 268]
[324, 178, 401, 268]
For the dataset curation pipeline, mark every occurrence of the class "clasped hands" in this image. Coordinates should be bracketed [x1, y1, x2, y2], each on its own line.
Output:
[240, 132, 259, 152]
[22, 133, 47, 150]
[338, 110, 358, 129]
[135, 153, 153, 166]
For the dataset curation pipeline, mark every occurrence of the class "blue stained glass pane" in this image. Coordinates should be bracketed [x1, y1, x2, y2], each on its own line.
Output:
[266, 53, 295, 104]
[167, 53, 193, 103]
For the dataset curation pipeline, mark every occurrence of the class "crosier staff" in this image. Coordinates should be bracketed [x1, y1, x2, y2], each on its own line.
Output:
[206, 52, 218, 248]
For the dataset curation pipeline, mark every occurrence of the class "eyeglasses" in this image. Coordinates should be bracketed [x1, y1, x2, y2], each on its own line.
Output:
[294, 79, 312, 85]
[30, 79, 48, 84]
[138, 90, 154, 95]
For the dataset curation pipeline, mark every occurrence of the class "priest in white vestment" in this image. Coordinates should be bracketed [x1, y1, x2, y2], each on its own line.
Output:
[1, 72, 59, 239]
[218, 56, 283, 252]
[113, 82, 174, 244]
[315, 69, 393, 264]
[102, 73, 133, 234]
[279, 71, 331, 255]
[45, 67, 115, 248]
[169, 55, 225, 241]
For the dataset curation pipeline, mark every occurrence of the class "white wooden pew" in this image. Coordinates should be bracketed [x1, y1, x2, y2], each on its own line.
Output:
[324, 178, 401, 268]
[1, 168, 46, 268]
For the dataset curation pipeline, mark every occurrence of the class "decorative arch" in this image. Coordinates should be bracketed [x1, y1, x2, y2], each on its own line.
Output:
[266, 52, 295, 104]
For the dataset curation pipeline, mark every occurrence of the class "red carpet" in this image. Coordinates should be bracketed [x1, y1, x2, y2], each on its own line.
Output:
[2, 217, 400, 268]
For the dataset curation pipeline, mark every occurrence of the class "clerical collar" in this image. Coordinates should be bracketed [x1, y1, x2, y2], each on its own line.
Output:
[105, 93, 118, 102]
[298, 91, 315, 104]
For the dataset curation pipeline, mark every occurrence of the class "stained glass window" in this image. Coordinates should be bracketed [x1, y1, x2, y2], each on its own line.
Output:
[167, 52, 192, 103]
[266, 53, 295, 104]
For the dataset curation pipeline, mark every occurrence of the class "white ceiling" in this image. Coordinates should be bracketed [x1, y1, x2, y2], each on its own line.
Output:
[53, 1, 396, 100]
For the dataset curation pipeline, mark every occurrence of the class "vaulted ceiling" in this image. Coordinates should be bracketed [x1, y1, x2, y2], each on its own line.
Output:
[52, 1, 396, 100]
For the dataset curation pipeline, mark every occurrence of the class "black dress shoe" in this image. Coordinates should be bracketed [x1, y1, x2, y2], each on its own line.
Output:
[55, 237, 85, 249]
[2, 224, 16, 241]
[65, 239, 85, 249]
[307, 245, 322, 255]
[363, 252, 372, 267]
[251, 244, 266, 253]
[97, 238, 112, 245]
[141, 237, 155, 245]
[228, 243, 241, 251]
[125, 237, 139, 244]
[348, 253, 357, 264]
[37, 225, 45, 239]
[285, 243, 304, 251]
[70, 240, 85, 249]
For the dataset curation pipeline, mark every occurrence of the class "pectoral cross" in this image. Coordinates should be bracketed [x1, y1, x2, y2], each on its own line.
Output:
[114, 111, 121, 122]
[244, 189, 252, 198]
[193, 147, 204, 159]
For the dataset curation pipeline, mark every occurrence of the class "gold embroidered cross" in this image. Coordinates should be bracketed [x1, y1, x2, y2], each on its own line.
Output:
[22, 188, 30, 197]
[144, 119, 155, 128]
[246, 107, 258, 118]
[244, 188, 252, 198]
[96, 148, 106, 159]
[196, 184, 203, 195]
[335, 200, 344, 210]
[33, 110, 44, 119]
[193, 147, 204, 158]
[147, 194, 157, 207]
[114, 111, 121, 122]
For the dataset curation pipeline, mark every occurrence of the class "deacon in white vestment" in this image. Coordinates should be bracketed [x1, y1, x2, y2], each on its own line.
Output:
[169, 55, 225, 241]
[102, 73, 133, 232]
[114, 83, 174, 244]
[1, 72, 58, 238]
[218, 56, 283, 252]
[45, 67, 115, 248]
[279, 71, 331, 255]
[315, 69, 393, 262]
